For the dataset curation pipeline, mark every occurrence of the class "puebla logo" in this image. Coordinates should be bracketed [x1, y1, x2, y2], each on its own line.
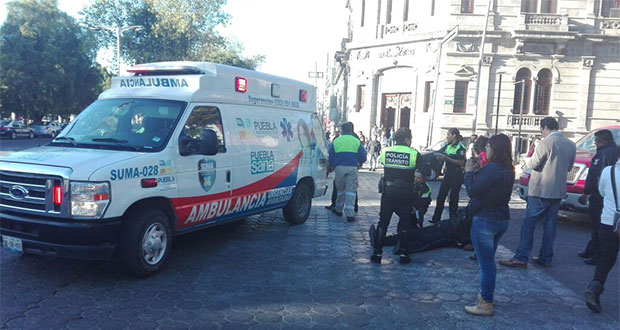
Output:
[198, 159, 217, 192]
[280, 118, 293, 142]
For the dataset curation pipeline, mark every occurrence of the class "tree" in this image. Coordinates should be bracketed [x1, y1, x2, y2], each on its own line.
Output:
[82, 0, 263, 70]
[0, 0, 104, 121]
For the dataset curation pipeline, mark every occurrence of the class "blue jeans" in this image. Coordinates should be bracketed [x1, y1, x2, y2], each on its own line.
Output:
[514, 197, 560, 264]
[471, 216, 509, 302]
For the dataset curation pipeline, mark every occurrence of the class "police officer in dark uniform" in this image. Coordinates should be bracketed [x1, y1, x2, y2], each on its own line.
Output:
[431, 128, 466, 224]
[370, 127, 418, 264]
[578, 129, 618, 265]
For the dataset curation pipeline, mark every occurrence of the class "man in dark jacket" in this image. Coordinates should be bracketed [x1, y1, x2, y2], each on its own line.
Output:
[578, 129, 618, 265]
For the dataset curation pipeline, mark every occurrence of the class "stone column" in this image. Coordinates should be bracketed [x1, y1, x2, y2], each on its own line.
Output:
[577, 56, 595, 132]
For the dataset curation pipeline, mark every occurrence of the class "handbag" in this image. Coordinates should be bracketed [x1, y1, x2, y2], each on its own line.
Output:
[608, 165, 620, 235]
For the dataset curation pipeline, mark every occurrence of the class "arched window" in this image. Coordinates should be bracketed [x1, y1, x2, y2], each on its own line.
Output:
[534, 69, 552, 115]
[512, 68, 531, 114]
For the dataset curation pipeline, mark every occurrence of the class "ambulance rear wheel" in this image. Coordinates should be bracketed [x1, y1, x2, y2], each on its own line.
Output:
[283, 183, 311, 225]
[120, 208, 172, 277]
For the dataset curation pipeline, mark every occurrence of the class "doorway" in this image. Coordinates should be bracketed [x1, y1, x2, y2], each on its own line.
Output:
[381, 93, 412, 134]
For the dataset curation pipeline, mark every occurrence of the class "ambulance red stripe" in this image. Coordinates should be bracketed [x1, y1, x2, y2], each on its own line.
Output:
[171, 152, 302, 229]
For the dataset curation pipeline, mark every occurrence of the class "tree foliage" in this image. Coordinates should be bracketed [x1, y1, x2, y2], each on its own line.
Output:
[0, 0, 105, 120]
[82, 0, 264, 70]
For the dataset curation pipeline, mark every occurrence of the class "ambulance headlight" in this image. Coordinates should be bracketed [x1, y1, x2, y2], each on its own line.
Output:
[70, 182, 110, 219]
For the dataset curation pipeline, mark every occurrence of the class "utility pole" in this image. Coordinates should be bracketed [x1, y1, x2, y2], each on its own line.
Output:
[90, 25, 144, 74]
[472, 0, 493, 134]
[514, 79, 526, 163]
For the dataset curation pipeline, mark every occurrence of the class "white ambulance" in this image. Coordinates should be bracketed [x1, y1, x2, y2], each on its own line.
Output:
[0, 62, 329, 276]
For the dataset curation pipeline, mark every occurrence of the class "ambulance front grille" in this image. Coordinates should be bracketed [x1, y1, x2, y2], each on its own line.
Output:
[0, 171, 63, 215]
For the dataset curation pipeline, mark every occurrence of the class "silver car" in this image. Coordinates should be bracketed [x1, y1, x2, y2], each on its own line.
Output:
[32, 121, 63, 137]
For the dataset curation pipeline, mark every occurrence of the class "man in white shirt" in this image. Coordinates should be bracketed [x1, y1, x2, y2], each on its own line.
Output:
[585, 154, 620, 314]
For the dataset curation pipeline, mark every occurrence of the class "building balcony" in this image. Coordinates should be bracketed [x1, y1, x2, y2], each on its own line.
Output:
[379, 22, 419, 38]
[506, 114, 550, 129]
[595, 18, 620, 36]
[517, 13, 569, 32]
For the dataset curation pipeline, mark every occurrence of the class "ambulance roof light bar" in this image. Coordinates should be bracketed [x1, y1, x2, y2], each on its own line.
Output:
[127, 65, 205, 76]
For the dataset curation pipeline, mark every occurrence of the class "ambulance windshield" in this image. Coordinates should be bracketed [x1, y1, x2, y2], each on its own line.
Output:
[51, 98, 186, 152]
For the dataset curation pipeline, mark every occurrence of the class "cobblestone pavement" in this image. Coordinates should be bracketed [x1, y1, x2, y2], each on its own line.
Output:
[1, 170, 619, 329]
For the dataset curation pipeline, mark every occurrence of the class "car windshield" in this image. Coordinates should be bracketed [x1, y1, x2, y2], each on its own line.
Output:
[575, 128, 620, 152]
[0, 120, 10, 126]
[51, 98, 186, 152]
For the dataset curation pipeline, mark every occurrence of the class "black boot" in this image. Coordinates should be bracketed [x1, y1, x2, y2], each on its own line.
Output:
[398, 229, 411, 264]
[585, 280, 604, 313]
[370, 227, 384, 264]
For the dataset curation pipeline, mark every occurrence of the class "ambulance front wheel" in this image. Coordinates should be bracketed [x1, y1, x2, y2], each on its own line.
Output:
[119, 208, 172, 277]
[283, 183, 312, 225]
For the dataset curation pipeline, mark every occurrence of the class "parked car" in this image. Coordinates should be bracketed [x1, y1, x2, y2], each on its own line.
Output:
[417, 139, 448, 181]
[32, 121, 63, 137]
[518, 125, 620, 212]
[0, 120, 34, 139]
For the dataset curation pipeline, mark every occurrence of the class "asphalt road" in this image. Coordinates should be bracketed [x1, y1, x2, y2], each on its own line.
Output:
[0, 144, 618, 329]
[0, 137, 53, 154]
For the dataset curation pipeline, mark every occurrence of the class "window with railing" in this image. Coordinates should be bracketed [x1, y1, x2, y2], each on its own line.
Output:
[461, 0, 474, 13]
[521, 0, 557, 13]
[453, 81, 468, 113]
[600, 0, 620, 17]
[512, 68, 532, 114]
[403, 0, 409, 21]
[533, 69, 552, 115]
[386, 0, 393, 24]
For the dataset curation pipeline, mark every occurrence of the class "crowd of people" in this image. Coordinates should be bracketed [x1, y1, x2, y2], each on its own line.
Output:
[325, 117, 619, 317]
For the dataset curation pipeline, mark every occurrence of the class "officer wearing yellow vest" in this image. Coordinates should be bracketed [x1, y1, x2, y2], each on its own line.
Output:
[328, 122, 367, 222]
[371, 127, 419, 264]
[431, 128, 467, 224]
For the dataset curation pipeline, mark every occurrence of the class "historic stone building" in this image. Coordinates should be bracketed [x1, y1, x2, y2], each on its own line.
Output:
[332, 0, 620, 150]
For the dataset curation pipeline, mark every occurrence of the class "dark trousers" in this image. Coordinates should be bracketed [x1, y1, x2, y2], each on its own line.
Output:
[584, 197, 603, 258]
[331, 179, 358, 211]
[376, 188, 414, 254]
[384, 220, 453, 253]
[432, 171, 464, 222]
[594, 224, 620, 285]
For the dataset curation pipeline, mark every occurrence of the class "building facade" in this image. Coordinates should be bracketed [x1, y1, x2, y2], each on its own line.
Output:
[332, 0, 620, 150]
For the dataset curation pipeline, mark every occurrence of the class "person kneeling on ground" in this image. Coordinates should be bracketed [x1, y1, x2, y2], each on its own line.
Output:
[412, 169, 432, 228]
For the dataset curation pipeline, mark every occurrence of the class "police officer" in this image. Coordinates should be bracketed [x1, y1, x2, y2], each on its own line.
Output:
[431, 128, 466, 224]
[578, 129, 618, 265]
[371, 127, 418, 264]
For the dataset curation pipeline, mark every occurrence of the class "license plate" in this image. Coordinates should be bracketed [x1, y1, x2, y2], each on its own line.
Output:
[2, 235, 23, 253]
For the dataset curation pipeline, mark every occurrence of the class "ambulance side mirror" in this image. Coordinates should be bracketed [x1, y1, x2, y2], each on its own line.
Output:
[199, 129, 218, 156]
